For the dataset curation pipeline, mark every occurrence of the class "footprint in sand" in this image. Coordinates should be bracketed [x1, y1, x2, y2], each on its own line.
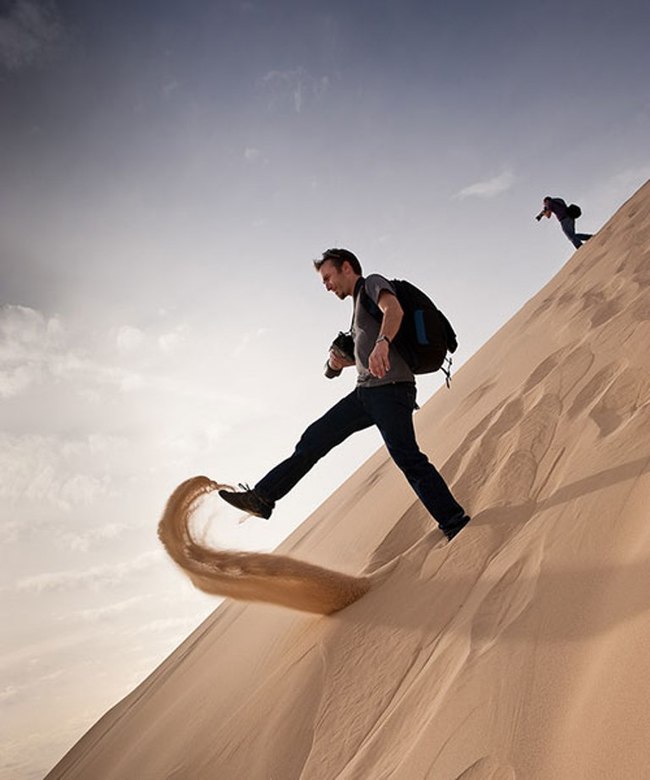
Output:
[445, 396, 525, 493]
[443, 400, 508, 485]
[519, 344, 593, 399]
[446, 391, 559, 508]
[445, 346, 596, 508]
[521, 349, 564, 392]
[631, 259, 650, 287]
[457, 380, 499, 417]
[567, 360, 650, 438]
[589, 366, 650, 437]
[568, 362, 623, 422]
[365, 502, 432, 572]
[469, 539, 543, 656]
[590, 298, 625, 328]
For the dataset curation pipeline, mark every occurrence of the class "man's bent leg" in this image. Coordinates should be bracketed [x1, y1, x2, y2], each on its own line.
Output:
[561, 217, 582, 248]
[361, 384, 468, 534]
[255, 389, 373, 503]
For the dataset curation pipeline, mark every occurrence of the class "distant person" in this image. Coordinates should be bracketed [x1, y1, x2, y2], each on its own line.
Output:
[219, 248, 471, 542]
[536, 196, 592, 249]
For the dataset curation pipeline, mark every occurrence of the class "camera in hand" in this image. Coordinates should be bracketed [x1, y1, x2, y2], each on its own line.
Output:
[324, 331, 355, 378]
[535, 210, 546, 221]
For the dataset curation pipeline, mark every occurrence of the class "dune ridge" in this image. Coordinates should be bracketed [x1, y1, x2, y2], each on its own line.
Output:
[158, 475, 371, 614]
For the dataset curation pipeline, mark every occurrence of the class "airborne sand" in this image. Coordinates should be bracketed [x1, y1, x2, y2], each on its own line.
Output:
[48, 181, 650, 779]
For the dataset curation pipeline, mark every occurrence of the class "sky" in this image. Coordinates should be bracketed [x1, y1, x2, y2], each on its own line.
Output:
[1, 0, 649, 777]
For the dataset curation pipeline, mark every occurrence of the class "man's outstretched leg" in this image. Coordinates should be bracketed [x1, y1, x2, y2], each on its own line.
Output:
[219, 390, 374, 518]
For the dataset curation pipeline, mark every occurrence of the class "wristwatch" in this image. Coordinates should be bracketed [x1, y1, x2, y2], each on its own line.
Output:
[375, 335, 391, 345]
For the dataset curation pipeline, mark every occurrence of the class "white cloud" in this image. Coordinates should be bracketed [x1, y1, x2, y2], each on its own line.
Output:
[0, 628, 94, 673]
[232, 327, 268, 357]
[72, 595, 149, 623]
[0, 0, 65, 71]
[0, 685, 18, 703]
[0, 306, 270, 535]
[25, 467, 107, 509]
[455, 170, 516, 199]
[132, 616, 200, 635]
[0, 305, 63, 348]
[115, 325, 145, 354]
[0, 432, 121, 510]
[61, 434, 127, 458]
[119, 372, 144, 391]
[0, 362, 40, 397]
[57, 522, 127, 553]
[0, 305, 73, 398]
[0, 305, 196, 400]
[158, 324, 189, 353]
[15, 550, 163, 593]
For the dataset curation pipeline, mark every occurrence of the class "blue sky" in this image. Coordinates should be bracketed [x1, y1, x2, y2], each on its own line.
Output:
[1, 0, 649, 776]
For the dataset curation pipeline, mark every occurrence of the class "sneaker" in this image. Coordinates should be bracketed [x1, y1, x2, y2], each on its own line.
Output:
[218, 484, 274, 519]
[442, 513, 470, 542]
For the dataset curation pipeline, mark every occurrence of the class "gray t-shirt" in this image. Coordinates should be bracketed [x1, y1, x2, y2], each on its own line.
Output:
[353, 274, 415, 387]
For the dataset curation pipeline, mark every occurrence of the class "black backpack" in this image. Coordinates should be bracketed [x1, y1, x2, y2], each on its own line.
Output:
[358, 278, 458, 380]
[567, 203, 582, 219]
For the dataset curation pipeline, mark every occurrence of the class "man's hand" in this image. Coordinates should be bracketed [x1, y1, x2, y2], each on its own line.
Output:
[368, 339, 391, 378]
[328, 350, 355, 371]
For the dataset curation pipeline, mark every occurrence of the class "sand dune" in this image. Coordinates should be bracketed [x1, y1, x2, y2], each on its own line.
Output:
[47, 180, 650, 779]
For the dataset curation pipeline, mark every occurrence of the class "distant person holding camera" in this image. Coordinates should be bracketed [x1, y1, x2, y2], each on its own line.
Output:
[536, 196, 592, 249]
[219, 248, 470, 542]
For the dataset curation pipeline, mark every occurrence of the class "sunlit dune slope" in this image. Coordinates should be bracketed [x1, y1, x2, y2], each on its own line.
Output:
[48, 180, 650, 780]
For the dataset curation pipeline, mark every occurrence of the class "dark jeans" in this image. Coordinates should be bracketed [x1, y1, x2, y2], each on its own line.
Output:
[560, 217, 592, 249]
[255, 383, 466, 532]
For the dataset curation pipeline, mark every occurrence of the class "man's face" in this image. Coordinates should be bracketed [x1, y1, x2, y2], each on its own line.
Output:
[319, 259, 351, 299]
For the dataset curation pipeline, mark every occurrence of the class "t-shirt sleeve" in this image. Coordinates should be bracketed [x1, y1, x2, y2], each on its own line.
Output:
[364, 274, 396, 307]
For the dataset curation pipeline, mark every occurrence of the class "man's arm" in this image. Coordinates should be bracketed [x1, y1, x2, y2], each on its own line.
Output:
[368, 290, 403, 379]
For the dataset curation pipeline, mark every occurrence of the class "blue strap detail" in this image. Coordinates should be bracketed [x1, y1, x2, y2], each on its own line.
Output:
[414, 309, 429, 345]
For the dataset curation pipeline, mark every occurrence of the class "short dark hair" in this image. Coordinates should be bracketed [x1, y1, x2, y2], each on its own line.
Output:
[314, 248, 363, 275]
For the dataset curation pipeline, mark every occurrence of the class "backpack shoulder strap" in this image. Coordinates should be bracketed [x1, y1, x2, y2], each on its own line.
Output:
[356, 276, 392, 323]
[353, 276, 365, 303]
[348, 276, 367, 333]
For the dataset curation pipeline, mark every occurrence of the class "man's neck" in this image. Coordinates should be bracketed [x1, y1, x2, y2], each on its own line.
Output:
[350, 275, 363, 299]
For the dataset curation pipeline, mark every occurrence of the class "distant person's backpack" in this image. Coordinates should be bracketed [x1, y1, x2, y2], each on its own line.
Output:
[567, 203, 582, 219]
[359, 279, 458, 383]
